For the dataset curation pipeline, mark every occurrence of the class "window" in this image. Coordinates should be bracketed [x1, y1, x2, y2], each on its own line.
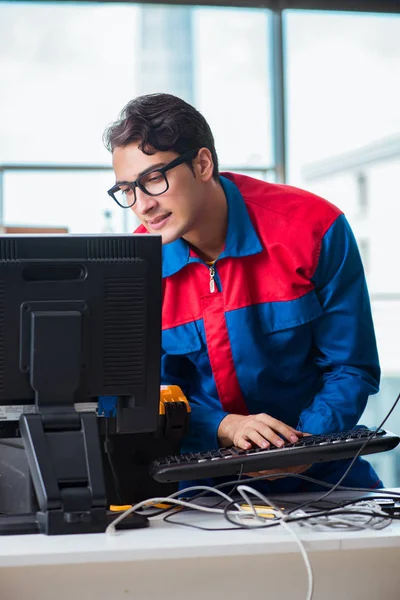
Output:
[285, 10, 400, 485]
[0, 2, 272, 234]
[356, 172, 369, 217]
[1, 0, 399, 486]
[358, 238, 370, 274]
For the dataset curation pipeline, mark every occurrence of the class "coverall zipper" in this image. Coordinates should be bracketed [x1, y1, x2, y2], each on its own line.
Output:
[209, 265, 216, 293]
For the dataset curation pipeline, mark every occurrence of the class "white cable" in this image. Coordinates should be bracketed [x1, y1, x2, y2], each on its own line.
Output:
[107, 483, 314, 599]
[156, 484, 241, 511]
[297, 501, 391, 533]
[235, 485, 314, 600]
[106, 483, 391, 600]
[109, 482, 313, 598]
[106, 497, 231, 534]
[106, 485, 240, 534]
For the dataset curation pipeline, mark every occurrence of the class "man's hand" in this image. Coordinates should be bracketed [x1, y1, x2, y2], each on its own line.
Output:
[217, 414, 312, 481]
[218, 413, 304, 449]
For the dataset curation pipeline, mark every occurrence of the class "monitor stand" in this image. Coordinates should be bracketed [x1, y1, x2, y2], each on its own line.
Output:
[0, 436, 148, 536]
[0, 308, 148, 535]
[0, 505, 148, 536]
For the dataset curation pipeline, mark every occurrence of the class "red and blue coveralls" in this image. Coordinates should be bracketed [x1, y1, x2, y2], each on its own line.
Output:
[137, 173, 382, 492]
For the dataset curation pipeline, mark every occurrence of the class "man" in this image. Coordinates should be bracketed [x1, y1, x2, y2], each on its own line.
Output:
[104, 93, 382, 492]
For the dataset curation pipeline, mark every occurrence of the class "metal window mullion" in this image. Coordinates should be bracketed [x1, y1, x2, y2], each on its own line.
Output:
[0, 170, 4, 229]
[270, 9, 286, 184]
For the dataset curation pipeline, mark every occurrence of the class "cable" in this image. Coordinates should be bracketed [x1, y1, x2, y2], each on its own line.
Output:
[106, 485, 241, 534]
[197, 390, 400, 514]
[295, 500, 391, 532]
[106, 496, 235, 534]
[152, 422, 400, 597]
[290, 391, 400, 513]
[158, 484, 314, 599]
[162, 511, 241, 531]
[222, 471, 400, 497]
[234, 485, 314, 600]
[173, 484, 315, 600]
[163, 491, 400, 530]
[104, 419, 125, 506]
[221, 501, 398, 530]
[194, 471, 400, 515]
[106, 391, 400, 600]
[106, 480, 397, 600]
[221, 495, 395, 536]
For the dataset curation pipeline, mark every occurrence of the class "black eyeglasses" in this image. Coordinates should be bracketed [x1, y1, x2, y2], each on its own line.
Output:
[107, 148, 199, 209]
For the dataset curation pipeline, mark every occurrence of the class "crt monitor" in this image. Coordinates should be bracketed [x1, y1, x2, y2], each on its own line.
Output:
[0, 234, 161, 534]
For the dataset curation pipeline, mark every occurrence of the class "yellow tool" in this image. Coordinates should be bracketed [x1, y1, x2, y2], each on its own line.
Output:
[240, 504, 283, 519]
[110, 502, 177, 512]
[109, 505, 132, 512]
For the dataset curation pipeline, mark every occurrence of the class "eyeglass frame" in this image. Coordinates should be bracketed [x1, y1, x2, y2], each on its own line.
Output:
[107, 148, 200, 209]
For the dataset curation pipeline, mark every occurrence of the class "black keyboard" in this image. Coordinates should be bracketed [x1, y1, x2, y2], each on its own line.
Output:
[150, 428, 400, 483]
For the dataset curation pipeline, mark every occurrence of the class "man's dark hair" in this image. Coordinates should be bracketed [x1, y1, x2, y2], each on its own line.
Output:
[103, 93, 219, 179]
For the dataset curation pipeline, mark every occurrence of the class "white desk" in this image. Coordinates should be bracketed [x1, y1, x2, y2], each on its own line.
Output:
[0, 508, 400, 600]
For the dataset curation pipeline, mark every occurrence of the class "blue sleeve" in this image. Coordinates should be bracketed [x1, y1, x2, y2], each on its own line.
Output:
[297, 214, 380, 434]
[161, 353, 228, 452]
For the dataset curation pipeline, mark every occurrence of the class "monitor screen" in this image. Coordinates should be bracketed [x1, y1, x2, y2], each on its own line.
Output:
[0, 234, 161, 434]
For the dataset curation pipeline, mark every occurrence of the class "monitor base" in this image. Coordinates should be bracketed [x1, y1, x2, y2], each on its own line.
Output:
[0, 510, 148, 536]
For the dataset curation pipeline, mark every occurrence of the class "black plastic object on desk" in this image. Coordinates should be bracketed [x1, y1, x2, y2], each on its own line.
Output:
[0, 234, 161, 535]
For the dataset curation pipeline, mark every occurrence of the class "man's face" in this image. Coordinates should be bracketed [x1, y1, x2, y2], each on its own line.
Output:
[112, 143, 206, 245]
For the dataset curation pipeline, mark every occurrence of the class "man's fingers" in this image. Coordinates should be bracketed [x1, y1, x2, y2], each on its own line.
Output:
[236, 423, 301, 449]
[236, 431, 270, 450]
[231, 416, 311, 451]
[238, 423, 292, 449]
[253, 424, 287, 447]
[255, 414, 301, 443]
[243, 421, 299, 448]
[217, 413, 307, 449]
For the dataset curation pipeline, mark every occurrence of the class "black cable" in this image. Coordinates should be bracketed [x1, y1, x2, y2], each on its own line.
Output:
[162, 511, 242, 531]
[138, 393, 400, 529]
[199, 471, 400, 502]
[207, 464, 245, 509]
[164, 485, 398, 531]
[104, 418, 125, 506]
[159, 470, 246, 526]
[179, 467, 246, 505]
[138, 480, 245, 520]
[222, 499, 397, 530]
[145, 484, 400, 532]
[188, 392, 400, 513]
[171, 473, 400, 530]
[290, 391, 400, 514]
[164, 480, 400, 533]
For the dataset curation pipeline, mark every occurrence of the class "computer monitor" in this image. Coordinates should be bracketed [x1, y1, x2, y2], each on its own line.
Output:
[0, 234, 161, 534]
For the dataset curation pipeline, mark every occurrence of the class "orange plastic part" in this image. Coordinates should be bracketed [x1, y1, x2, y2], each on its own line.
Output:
[159, 385, 191, 414]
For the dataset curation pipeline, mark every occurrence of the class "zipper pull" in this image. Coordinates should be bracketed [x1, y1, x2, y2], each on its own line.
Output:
[209, 266, 216, 293]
